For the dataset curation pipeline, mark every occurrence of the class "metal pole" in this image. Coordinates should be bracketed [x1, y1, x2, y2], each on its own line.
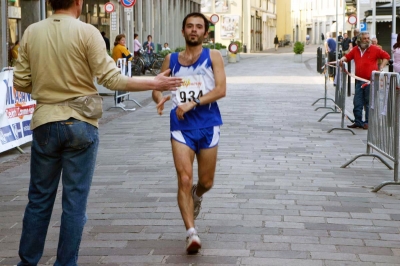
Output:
[393, 0, 397, 33]
[1, 0, 7, 68]
[336, 0, 339, 62]
[372, 0, 376, 36]
[357, 0, 360, 29]
[343, 0, 346, 35]
[393, 0, 397, 59]
[40, 0, 46, 20]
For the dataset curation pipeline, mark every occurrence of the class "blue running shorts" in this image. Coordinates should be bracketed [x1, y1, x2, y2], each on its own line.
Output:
[171, 126, 220, 154]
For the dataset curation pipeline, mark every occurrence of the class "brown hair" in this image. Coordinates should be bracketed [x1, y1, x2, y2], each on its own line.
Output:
[114, 34, 126, 46]
[394, 33, 400, 49]
[182, 12, 209, 33]
[48, 0, 74, 11]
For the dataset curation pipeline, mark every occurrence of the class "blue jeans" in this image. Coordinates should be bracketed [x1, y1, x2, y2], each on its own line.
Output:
[353, 80, 370, 127]
[18, 118, 99, 266]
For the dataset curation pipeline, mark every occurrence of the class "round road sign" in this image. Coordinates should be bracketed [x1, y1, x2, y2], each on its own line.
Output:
[104, 2, 114, 13]
[210, 14, 219, 24]
[348, 15, 357, 25]
[229, 43, 238, 54]
[120, 0, 136, 8]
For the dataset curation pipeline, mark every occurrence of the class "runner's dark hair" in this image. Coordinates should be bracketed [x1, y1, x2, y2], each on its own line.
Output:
[48, 0, 74, 11]
[182, 12, 209, 33]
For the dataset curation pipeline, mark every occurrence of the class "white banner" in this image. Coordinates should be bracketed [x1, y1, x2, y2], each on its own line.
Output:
[0, 70, 35, 153]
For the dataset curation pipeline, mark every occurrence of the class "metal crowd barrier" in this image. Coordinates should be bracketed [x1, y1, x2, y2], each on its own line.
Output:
[312, 48, 335, 111]
[316, 61, 355, 134]
[325, 62, 355, 134]
[342, 71, 400, 192]
[107, 58, 142, 111]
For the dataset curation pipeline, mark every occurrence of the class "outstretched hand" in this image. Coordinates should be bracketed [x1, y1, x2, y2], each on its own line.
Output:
[154, 69, 182, 92]
[156, 95, 171, 115]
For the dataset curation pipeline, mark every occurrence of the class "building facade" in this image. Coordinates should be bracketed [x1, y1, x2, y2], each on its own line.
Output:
[291, 0, 350, 45]
[0, 0, 201, 68]
[201, 0, 277, 52]
[276, 0, 291, 44]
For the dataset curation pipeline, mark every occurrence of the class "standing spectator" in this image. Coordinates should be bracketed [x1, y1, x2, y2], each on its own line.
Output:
[112, 34, 133, 107]
[143, 35, 155, 54]
[340, 31, 390, 130]
[274, 35, 279, 51]
[12, 0, 182, 265]
[162, 42, 171, 51]
[371, 36, 382, 49]
[134, 33, 142, 56]
[342, 33, 351, 55]
[101, 31, 110, 52]
[325, 32, 337, 78]
[350, 28, 360, 50]
[392, 34, 400, 73]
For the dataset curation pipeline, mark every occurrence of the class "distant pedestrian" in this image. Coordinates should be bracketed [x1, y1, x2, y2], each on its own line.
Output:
[325, 32, 336, 78]
[342, 33, 351, 55]
[134, 33, 142, 56]
[143, 35, 155, 54]
[101, 31, 110, 52]
[392, 34, 400, 73]
[274, 35, 279, 51]
[340, 31, 390, 130]
[306, 34, 310, 44]
[162, 42, 171, 51]
[350, 28, 360, 50]
[321, 33, 325, 43]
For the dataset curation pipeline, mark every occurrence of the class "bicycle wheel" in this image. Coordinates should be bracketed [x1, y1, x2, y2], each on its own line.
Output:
[151, 59, 163, 76]
[131, 57, 144, 76]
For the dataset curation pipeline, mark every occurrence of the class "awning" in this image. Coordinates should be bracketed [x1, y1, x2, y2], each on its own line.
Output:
[366, 15, 394, 22]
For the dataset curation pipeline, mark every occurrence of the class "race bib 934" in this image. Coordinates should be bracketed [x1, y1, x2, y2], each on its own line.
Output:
[176, 75, 205, 105]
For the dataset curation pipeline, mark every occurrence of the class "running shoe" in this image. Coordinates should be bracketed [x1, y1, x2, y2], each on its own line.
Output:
[186, 232, 201, 253]
[192, 184, 202, 219]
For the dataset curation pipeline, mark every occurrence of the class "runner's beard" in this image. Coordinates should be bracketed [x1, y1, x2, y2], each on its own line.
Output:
[185, 34, 203, 47]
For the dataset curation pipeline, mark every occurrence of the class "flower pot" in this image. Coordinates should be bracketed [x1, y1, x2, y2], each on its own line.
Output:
[220, 49, 227, 57]
[228, 53, 236, 63]
[294, 54, 302, 63]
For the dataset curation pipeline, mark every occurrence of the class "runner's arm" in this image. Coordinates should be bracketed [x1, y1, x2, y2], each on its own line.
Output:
[196, 50, 226, 106]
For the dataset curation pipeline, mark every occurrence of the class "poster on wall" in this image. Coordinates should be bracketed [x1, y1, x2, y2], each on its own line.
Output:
[221, 15, 240, 39]
[201, 0, 212, 13]
[0, 70, 35, 153]
[215, 0, 229, 13]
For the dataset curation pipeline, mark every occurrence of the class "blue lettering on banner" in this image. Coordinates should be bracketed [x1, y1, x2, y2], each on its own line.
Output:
[4, 79, 32, 105]
[22, 121, 32, 136]
[12, 122, 23, 139]
[0, 125, 16, 144]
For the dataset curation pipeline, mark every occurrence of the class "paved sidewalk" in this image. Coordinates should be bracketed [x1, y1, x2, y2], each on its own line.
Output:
[1, 47, 400, 265]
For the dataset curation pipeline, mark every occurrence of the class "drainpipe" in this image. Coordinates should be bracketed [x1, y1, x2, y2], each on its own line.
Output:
[1, 0, 7, 68]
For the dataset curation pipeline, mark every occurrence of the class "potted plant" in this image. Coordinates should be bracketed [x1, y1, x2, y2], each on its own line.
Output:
[220, 44, 227, 57]
[293, 41, 304, 63]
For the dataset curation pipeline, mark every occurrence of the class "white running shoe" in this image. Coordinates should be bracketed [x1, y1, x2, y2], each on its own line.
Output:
[186, 232, 201, 253]
[192, 185, 202, 219]
[116, 102, 126, 108]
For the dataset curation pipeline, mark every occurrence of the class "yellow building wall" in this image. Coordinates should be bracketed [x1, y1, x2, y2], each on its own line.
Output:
[276, 0, 291, 42]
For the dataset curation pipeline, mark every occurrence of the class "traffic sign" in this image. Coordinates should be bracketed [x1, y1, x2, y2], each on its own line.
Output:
[210, 14, 219, 24]
[228, 43, 238, 54]
[360, 22, 367, 32]
[104, 2, 114, 13]
[120, 0, 136, 8]
[348, 15, 357, 25]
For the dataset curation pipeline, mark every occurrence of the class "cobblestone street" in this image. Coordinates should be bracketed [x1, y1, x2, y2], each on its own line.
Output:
[1, 45, 400, 265]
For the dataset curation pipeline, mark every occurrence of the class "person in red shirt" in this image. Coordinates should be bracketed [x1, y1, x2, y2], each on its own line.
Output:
[339, 31, 390, 130]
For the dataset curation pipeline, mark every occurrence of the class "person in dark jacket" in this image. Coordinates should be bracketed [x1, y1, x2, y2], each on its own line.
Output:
[101, 31, 110, 52]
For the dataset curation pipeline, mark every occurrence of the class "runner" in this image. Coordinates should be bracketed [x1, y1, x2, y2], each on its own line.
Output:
[152, 12, 226, 253]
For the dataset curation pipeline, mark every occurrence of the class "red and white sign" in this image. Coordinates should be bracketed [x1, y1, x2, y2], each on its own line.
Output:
[228, 43, 238, 54]
[104, 2, 114, 13]
[120, 0, 136, 8]
[348, 15, 357, 25]
[210, 14, 219, 24]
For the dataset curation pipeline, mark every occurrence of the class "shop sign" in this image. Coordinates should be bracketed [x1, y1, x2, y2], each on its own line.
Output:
[8, 6, 21, 19]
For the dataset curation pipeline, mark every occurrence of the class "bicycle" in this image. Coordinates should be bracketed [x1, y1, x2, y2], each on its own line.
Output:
[132, 49, 164, 76]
